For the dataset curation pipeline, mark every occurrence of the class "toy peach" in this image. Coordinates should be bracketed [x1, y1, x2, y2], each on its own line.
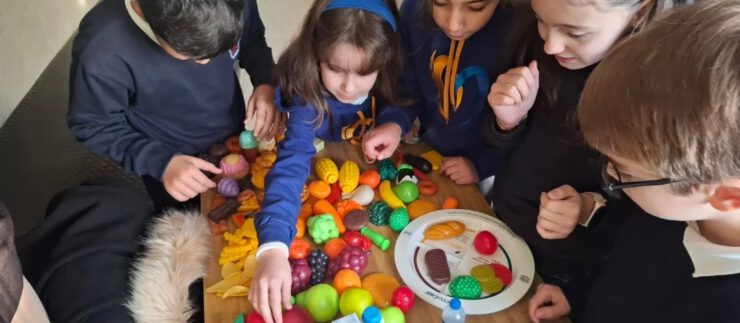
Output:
[220, 154, 249, 179]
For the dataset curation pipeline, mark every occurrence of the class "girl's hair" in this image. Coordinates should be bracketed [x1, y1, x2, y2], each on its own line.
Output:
[415, 0, 515, 27]
[501, 0, 692, 110]
[277, 0, 407, 124]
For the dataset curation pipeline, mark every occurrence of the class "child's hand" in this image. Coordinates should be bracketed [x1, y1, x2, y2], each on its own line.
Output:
[528, 284, 571, 323]
[537, 185, 594, 239]
[246, 84, 284, 140]
[362, 123, 402, 162]
[248, 248, 292, 323]
[440, 157, 479, 185]
[488, 60, 539, 130]
[162, 155, 222, 201]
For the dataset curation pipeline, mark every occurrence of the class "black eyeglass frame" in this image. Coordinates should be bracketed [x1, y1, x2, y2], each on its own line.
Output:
[599, 158, 682, 198]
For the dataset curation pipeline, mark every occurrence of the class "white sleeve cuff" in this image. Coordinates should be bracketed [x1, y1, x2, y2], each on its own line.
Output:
[256, 242, 289, 259]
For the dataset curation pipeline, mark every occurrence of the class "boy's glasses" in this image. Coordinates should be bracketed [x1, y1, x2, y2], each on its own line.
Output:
[599, 158, 681, 198]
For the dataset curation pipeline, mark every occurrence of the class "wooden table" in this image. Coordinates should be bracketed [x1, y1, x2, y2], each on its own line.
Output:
[203, 142, 563, 323]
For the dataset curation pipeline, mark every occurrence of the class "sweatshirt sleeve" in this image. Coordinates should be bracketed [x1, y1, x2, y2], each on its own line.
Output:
[238, 0, 276, 87]
[376, 104, 413, 135]
[254, 106, 316, 247]
[482, 110, 529, 151]
[67, 61, 175, 179]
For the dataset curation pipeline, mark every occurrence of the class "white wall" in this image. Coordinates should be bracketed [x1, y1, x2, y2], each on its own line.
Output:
[0, 0, 97, 126]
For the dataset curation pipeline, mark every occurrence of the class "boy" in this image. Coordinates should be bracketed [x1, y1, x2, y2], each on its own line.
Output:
[67, 0, 280, 210]
[528, 1, 740, 322]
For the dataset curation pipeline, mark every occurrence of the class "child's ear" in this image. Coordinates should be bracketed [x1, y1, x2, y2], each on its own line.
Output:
[630, 0, 654, 29]
[708, 186, 740, 212]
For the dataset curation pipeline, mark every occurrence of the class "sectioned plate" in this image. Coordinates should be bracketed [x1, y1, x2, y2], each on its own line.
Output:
[394, 209, 534, 315]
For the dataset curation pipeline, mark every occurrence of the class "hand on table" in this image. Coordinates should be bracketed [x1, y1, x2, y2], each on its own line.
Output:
[440, 156, 479, 185]
[246, 84, 285, 140]
[162, 155, 221, 201]
[488, 60, 539, 130]
[537, 185, 595, 239]
[248, 248, 292, 323]
[528, 283, 571, 323]
[362, 123, 402, 162]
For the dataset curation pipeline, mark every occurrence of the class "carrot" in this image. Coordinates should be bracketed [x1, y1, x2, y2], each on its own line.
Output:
[324, 238, 348, 259]
[442, 197, 459, 209]
[296, 217, 306, 238]
[298, 202, 313, 220]
[313, 199, 346, 234]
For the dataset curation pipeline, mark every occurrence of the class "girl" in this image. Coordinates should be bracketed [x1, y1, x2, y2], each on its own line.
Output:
[484, 0, 689, 320]
[362, 0, 515, 186]
[248, 1, 408, 322]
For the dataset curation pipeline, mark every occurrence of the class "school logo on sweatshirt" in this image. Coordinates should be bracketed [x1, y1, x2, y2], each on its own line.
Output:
[431, 39, 489, 124]
[229, 42, 240, 60]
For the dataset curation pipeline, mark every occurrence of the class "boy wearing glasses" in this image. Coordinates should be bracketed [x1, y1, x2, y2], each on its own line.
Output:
[527, 1, 740, 322]
[67, 0, 279, 211]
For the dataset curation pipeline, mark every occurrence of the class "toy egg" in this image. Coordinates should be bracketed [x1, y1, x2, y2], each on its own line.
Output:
[220, 153, 250, 179]
[217, 177, 240, 197]
[239, 130, 258, 149]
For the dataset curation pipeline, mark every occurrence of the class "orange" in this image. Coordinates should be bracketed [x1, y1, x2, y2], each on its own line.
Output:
[361, 273, 401, 308]
[333, 269, 362, 295]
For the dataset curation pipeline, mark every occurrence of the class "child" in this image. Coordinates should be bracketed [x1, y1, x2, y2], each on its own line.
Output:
[362, 0, 515, 186]
[247, 1, 408, 322]
[483, 0, 685, 318]
[529, 1, 740, 322]
[67, 0, 280, 211]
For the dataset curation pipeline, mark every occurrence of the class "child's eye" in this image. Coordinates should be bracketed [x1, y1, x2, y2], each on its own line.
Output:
[568, 32, 588, 39]
[469, 5, 486, 12]
[433, 1, 447, 6]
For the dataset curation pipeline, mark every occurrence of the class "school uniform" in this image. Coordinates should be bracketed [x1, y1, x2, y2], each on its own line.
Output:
[584, 206, 740, 323]
[485, 61, 627, 320]
[392, 0, 514, 179]
[255, 89, 407, 255]
[67, 0, 275, 211]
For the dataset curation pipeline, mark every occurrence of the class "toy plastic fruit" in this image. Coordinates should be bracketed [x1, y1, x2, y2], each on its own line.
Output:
[221, 153, 250, 179]
[391, 286, 415, 313]
[361, 273, 400, 308]
[442, 197, 459, 209]
[282, 307, 313, 323]
[407, 200, 438, 220]
[449, 275, 482, 300]
[359, 170, 381, 189]
[379, 180, 404, 209]
[490, 263, 513, 286]
[368, 200, 391, 226]
[244, 312, 265, 323]
[388, 208, 410, 232]
[342, 185, 375, 206]
[333, 269, 362, 295]
[423, 221, 466, 241]
[420, 150, 443, 171]
[290, 258, 312, 295]
[289, 239, 312, 260]
[217, 177, 240, 197]
[327, 245, 371, 277]
[298, 284, 339, 322]
[403, 154, 432, 173]
[392, 181, 419, 204]
[339, 287, 374, 317]
[308, 249, 329, 285]
[309, 180, 331, 199]
[473, 230, 498, 255]
[239, 130, 258, 149]
[324, 238, 348, 260]
[381, 306, 405, 323]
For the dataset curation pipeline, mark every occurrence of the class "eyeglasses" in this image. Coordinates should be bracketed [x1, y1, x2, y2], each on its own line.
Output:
[599, 158, 681, 198]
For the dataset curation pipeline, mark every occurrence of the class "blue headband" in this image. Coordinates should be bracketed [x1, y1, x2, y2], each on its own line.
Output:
[323, 0, 397, 31]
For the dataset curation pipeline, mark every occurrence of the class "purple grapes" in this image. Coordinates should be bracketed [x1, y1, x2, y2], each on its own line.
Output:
[290, 258, 312, 295]
[327, 245, 371, 278]
[308, 249, 329, 285]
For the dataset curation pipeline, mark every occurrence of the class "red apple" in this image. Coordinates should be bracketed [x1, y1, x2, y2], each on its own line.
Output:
[391, 286, 415, 313]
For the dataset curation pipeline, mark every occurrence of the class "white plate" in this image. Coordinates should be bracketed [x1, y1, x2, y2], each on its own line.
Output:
[394, 209, 534, 315]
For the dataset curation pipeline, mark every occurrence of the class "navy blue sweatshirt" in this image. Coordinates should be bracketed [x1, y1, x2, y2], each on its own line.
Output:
[255, 89, 407, 248]
[67, 0, 275, 179]
[584, 203, 740, 323]
[390, 0, 514, 178]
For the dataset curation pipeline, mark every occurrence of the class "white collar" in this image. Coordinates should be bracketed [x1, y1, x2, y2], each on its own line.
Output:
[125, 0, 159, 44]
[684, 221, 740, 278]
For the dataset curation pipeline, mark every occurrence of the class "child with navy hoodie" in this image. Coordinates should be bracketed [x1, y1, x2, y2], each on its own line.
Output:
[67, 0, 280, 211]
[248, 1, 409, 322]
[362, 0, 514, 186]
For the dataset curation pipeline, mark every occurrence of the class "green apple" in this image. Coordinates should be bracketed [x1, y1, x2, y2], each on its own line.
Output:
[302, 284, 339, 322]
[381, 306, 405, 323]
[339, 287, 374, 318]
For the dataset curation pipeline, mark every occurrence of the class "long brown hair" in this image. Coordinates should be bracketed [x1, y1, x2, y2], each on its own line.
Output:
[277, 0, 407, 125]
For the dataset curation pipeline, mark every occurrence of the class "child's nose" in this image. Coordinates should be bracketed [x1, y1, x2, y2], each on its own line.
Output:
[446, 10, 465, 35]
[543, 33, 566, 55]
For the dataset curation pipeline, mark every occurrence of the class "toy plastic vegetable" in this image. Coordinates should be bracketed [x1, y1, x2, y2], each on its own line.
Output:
[417, 180, 438, 196]
[379, 159, 397, 182]
[449, 275, 482, 300]
[379, 180, 404, 209]
[326, 183, 342, 204]
[290, 239, 312, 259]
[307, 214, 340, 244]
[316, 158, 339, 184]
[423, 221, 467, 241]
[324, 238, 348, 260]
[339, 160, 360, 193]
[368, 201, 392, 226]
[296, 217, 306, 239]
[420, 150, 443, 171]
[209, 198, 240, 222]
[298, 202, 313, 220]
[309, 180, 331, 199]
[360, 227, 390, 251]
[388, 208, 410, 232]
[335, 200, 363, 218]
[358, 170, 381, 189]
[403, 154, 432, 173]
[343, 230, 373, 251]
[342, 185, 375, 206]
[313, 199, 346, 234]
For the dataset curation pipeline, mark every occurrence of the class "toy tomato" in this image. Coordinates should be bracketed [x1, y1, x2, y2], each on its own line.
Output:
[359, 170, 381, 189]
[391, 286, 415, 313]
[474, 230, 498, 255]
[342, 230, 372, 251]
[289, 239, 312, 259]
